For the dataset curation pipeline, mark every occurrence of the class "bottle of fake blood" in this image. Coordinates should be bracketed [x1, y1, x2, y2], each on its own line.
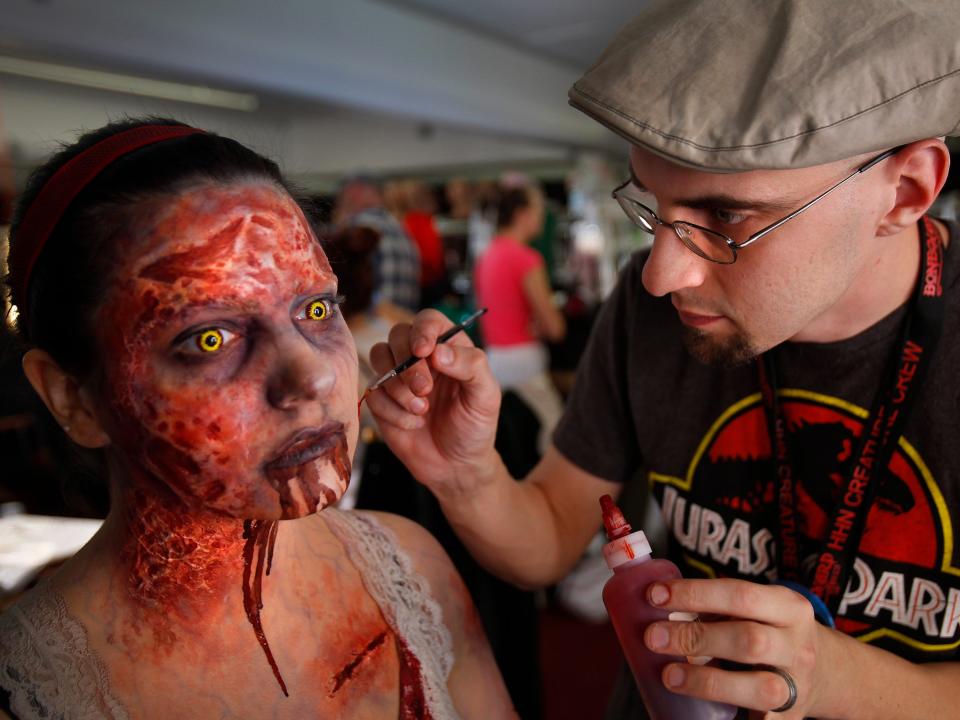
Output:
[600, 495, 736, 720]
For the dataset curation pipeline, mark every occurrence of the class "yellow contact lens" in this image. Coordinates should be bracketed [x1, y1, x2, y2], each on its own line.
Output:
[307, 299, 329, 321]
[197, 329, 224, 352]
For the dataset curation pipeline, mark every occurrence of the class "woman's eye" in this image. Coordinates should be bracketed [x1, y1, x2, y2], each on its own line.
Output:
[180, 327, 237, 356]
[299, 296, 343, 322]
[307, 299, 331, 321]
[197, 329, 225, 352]
[714, 208, 747, 225]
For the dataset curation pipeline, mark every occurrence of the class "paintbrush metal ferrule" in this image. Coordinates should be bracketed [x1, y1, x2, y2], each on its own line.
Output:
[368, 369, 397, 391]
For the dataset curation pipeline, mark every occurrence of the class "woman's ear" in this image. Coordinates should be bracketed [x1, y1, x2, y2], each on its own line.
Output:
[21, 349, 110, 448]
[875, 139, 951, 237]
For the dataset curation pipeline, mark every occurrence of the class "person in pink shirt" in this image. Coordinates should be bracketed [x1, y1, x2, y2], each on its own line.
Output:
[474, 185, 566, 450]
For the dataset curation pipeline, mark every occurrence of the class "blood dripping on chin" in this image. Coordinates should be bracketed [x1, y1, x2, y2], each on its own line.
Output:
[329, 436, 351, 496]
[239, 432, 353, 697]
[269, 430, 352, 519]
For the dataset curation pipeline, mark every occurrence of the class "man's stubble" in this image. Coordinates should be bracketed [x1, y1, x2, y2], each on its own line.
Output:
[680, 325, 759, 369]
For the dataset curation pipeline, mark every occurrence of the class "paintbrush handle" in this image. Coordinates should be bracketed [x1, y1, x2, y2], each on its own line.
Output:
[368, 308, 487, 390]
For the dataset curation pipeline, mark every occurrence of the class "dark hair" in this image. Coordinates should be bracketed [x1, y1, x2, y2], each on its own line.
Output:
[496, 186, 533, 229]
[5, 116, 304, 379]
[325, 226, 380, 320]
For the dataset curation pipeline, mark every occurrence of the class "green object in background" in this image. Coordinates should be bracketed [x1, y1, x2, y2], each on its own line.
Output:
[532, 204, 558, 285]
[432, 299, 483, 347]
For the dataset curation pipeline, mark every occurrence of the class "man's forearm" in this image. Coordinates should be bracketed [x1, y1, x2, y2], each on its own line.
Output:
[431, 454, 571, 588]
[817, 625, 960, 718]
[429, 446, 621, 589]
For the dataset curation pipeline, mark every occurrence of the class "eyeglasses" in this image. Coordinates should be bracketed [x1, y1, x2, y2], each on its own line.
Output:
[612, 147, 902, 264]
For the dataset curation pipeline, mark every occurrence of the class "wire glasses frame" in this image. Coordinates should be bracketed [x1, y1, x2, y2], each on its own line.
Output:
[612, 146, 903, 264]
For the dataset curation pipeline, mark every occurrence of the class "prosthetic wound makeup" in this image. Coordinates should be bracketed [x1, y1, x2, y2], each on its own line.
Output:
[98, 183, 356, 519]
[97, 183, 358, 692]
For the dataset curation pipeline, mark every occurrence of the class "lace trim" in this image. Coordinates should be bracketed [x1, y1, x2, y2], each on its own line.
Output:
[0, 585, 129, 720]
[323, 509, 458, 720]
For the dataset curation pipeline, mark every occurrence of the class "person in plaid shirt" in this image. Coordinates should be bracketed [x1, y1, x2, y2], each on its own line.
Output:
[335, 176, 420, 312]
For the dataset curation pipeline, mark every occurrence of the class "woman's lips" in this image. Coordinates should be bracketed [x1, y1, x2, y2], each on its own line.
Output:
[263, 422, 350, 518]
[264, 423, 344, 479]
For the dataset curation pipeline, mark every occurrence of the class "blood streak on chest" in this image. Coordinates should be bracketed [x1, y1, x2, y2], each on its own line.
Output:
[242, 518, 287, 695]
[329, 630, 389, 696]
[397, 638, 433, 720]
[324, 630, 433, 718]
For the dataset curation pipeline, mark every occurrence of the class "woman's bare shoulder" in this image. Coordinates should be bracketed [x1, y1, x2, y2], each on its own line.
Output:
[350, 510, 517, 719]
[337, 509, 467, 641]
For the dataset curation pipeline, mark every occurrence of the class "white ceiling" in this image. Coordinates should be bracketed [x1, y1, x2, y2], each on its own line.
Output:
[0, 0, 643, 150]
[382, 0, 644, 69]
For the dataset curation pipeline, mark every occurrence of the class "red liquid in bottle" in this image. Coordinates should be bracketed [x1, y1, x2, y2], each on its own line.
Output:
[600, 495, 735, 720]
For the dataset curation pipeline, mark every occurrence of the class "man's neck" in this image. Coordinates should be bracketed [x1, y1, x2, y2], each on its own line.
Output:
[790, 221, 929, 343]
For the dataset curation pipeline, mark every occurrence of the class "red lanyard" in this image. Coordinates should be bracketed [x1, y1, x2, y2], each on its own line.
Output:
[758, 217, 946, 616]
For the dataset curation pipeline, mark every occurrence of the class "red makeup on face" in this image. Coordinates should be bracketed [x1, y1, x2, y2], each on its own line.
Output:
[96, 183, 358, 520]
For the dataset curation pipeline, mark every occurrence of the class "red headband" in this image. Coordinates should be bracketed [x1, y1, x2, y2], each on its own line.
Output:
[10, 124, 205, 321]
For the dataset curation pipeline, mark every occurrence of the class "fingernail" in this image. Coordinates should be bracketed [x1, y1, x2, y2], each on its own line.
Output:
[436, 345, 453, 365]
[665, 665, 685, 688]
[649, 583, 669, 606]
[648, 624, 669, 650]
[410, 397, 427, 413]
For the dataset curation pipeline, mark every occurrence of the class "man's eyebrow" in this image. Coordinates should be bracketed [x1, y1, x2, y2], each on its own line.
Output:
[675, 194, 798, 214]
[628, 167, 799, 214]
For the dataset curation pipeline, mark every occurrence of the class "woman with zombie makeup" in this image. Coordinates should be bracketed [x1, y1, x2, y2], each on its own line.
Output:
[0, 119, 514, 719]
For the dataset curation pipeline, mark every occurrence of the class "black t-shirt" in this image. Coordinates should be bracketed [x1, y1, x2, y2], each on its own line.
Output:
[555, 220, 960, 665]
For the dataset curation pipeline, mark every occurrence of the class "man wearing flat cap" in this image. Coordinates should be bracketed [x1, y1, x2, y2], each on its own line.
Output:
[368, 0, 960, 716]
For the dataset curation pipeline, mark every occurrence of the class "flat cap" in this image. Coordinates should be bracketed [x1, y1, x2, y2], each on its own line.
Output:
[569, 0, 960, 171]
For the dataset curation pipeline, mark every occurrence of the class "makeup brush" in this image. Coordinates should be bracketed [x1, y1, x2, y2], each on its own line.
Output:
[367, 307, 487, 391]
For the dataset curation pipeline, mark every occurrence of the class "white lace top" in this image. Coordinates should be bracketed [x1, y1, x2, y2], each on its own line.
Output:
[0, 510, 458, 719]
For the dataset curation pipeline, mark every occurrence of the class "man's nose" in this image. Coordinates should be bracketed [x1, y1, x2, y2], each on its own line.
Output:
[266, 332, 337, 411]
[640, 224, 709, 297]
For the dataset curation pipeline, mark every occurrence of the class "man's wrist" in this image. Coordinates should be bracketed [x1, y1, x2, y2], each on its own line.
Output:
[432, 450, 509, 516]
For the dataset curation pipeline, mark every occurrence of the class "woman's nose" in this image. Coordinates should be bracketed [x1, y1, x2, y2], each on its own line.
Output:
[640, 224, 709, 297]
[266, 334, 337, 411]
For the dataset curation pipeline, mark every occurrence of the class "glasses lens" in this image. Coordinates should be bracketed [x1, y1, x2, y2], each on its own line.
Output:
[615, 196, 657, 234]
[673, 223, 736, 264]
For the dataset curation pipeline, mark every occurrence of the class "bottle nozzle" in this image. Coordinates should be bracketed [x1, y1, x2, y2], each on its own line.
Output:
[600, 494, 632, 540]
